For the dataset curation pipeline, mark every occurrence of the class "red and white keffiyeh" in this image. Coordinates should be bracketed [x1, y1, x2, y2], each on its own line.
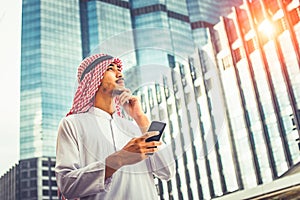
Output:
[67, 53, 123, 116]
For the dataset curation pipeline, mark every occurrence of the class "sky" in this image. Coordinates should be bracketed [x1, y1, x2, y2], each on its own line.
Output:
[0, 0, 22, 175]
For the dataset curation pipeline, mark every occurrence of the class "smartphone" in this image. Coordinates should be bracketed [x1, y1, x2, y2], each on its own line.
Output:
[145, 121, 166, 142]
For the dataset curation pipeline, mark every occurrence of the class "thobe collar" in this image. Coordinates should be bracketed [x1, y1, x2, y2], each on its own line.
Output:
[88, 106, 118, 120]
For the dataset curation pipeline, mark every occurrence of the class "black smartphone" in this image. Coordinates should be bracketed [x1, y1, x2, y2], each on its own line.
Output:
[145, 121, 166, 142]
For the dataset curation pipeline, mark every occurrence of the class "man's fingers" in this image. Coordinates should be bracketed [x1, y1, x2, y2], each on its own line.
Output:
[119, 93, 131, 105]
[119, 89, 131, 97]
[140, 131, 159, 140]
[117, 89, 130, 104]
[146, 141, 162, 147]
[144, 144, 161, 155]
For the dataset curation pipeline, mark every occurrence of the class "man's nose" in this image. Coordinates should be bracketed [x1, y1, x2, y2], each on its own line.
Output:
[116, 71, 123, 78]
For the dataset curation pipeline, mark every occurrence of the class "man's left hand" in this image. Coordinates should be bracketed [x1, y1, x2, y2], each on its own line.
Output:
[118, 89, 144, 120]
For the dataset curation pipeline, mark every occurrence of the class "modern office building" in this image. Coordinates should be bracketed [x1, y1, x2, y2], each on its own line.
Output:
[213, 0, 300, 186]
[0, 157, 58, 200]
[20, 0, 82, 160]
[131, 0, 300, 199]
[210, 0, 300, 198]
[1, 0, 299, 199]
[0, 164, 19, 200]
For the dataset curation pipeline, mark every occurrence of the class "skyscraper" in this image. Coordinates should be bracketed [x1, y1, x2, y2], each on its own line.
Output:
[209, 0, 300, 198]
[20, 0, 82, 159]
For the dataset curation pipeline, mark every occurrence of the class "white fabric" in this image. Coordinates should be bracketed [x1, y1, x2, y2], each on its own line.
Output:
[55, 107, 175, 200]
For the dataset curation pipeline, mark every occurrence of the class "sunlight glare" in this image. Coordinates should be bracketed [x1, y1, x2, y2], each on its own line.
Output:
[258, 20, 275, 37]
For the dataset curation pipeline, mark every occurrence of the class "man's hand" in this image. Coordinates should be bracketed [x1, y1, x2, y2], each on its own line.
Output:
[118, 89, 143, 119]
[105, 132, 161, 179]
[117, 131, 162, 165]
[118, 89, 150, 132]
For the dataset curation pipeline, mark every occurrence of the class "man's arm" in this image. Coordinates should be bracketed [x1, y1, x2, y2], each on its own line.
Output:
[104, 153, 122, 180]
[118, 92, 150, 133]
[133, 112, 150, 133]
[55, 118, 111, 199]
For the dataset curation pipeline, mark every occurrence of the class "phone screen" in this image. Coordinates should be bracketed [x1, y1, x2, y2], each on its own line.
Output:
[145, 121, 166, 142]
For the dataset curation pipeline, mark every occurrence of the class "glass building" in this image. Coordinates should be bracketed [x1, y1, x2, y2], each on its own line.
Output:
[14, 0, 300, 199]
[20, 0, 82, 159]
[210, 0, 300, 198]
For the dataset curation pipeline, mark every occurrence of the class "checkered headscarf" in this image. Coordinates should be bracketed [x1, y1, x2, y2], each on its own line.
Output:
[67, 53, 123, 116]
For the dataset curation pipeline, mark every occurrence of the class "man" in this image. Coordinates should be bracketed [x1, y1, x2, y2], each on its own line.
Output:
[55, 53, 175, 199]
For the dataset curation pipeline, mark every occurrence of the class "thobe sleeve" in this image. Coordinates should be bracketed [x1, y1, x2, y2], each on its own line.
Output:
[55, 118, 112, 199]
[148, 143, 175, 180]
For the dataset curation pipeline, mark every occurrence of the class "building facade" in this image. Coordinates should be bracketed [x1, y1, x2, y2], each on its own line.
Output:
[20, 0, 82, 160]
[0, 157, 58, 200]
[130, 0, 300, 199]
[209, 0, 300, 198]
[212, 0, 300, 190]
[0, 164, 19, 200]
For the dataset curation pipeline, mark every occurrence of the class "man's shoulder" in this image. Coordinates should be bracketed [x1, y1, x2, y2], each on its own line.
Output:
[61, 112, 91, 125]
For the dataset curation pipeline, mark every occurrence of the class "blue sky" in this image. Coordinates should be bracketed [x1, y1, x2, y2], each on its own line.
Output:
[0, 0, 21, 175]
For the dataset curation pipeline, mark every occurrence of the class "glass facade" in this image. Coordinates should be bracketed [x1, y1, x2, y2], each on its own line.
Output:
[20, 0, 82, 159]
[87, 0, 132, 53]
[187, 0, 242, 47]
[212, 0, 300, 197]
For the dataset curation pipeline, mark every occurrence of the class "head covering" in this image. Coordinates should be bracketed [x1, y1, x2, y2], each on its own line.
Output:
[67, 53, 122, 116]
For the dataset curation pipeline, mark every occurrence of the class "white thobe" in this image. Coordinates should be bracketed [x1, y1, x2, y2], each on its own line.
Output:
[55, 107, 175, 200]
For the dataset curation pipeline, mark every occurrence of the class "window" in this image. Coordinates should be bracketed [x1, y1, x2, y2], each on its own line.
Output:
[222, 55, 232, 70]
[249, 0, 264, 25]
[43, 180, 49, 186]
[237, 8, 251, 35]
[21, 171, 28, 178]
[20, 162, 28, 169]
[195, 85, 201, 97]
[30, 180, 37, 187]
[43, 190, 49, 196]
[246, 39, 257, 53]
[30, 170, 37, 178]
[264, 0, 280, 16]
[274, 18, 287, 34]
[21, 180, 28, 188]
[30, 160, 37, 168]
[21, 191, 28, 198]
[30, 189, 37, 197]
[51, 189, 57, 196]
[42, 170, 48, 176]
[51, 180, 57, 186]
[50, 161, 56, 167]
[42, 161, 49, 167]
[233, 48, 244, 62]
[224, 18, 238, 44]
[289, 7, 300, 25]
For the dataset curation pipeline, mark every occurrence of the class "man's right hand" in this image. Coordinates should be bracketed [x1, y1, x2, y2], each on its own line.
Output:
[117, 131, 162, 165]
[105, 131, 162, 179]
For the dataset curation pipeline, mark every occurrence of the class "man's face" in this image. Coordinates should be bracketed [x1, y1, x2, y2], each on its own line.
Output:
[98, 63, 124, 95]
